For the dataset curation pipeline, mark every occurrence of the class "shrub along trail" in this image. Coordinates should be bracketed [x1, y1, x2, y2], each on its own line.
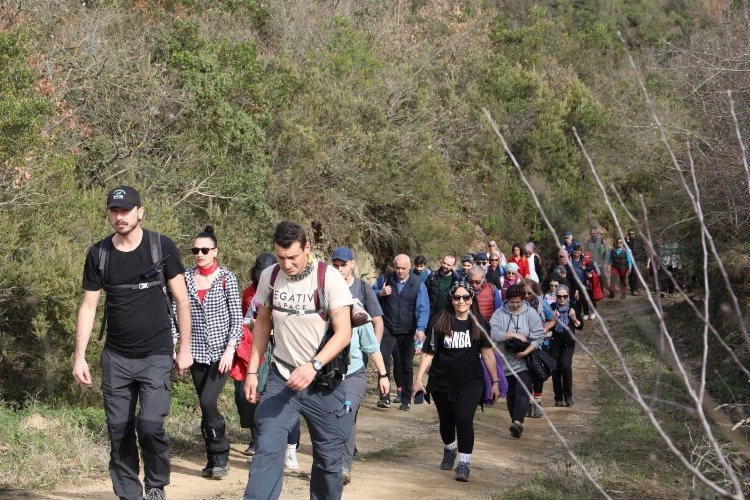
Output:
[33, 316, 611, 499]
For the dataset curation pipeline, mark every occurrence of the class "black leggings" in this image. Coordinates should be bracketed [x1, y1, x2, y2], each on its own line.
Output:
[190, 361, 228, 421]
[430, 384, 483, 454]
[506, 370, 532, 423]
[549, 342, 575, 400]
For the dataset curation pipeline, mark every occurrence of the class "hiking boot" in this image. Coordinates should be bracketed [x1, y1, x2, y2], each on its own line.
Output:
[509, 422, 523, 438]
[285, 448, 299, 470]
[455, 462, 471, 482]
[399, 402, 411, 411]
[243, 441, 256, 456]
[377, 397, 391, 408]
[343, 469, 351, 485]
[145, 488, 166, 500]
[564, 395, 574, 407]
[440, 448, 457, 470]
[554, 399, 564, 407]
[393, 392, 402, 404]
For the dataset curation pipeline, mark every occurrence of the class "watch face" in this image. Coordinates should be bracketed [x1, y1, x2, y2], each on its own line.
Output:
[312, 360, 323, 371]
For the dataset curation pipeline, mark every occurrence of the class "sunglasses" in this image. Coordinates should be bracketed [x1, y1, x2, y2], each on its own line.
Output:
[506, 271, 516, 275]
[556, 294, 569, 298]
[452, 294, 472, 302]
[191, 247, 216, 255]
[477, 261, 488, 265]
[490, 258, 499, 262]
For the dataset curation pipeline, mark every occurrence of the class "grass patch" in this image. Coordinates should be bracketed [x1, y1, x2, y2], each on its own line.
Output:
[501, 305, 744, 498]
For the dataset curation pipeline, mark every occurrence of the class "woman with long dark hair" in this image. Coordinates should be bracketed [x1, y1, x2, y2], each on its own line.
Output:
[490, 283, 544, 439]
[413, 281, 499, 483]
[185, 226, 243, 478]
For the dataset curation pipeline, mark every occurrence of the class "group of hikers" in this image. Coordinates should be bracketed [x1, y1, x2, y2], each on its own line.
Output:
[72, 185, 673, 500]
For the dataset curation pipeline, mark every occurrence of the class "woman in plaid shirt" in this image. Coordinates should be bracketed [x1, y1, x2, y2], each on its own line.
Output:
[186, 226, 244, 479]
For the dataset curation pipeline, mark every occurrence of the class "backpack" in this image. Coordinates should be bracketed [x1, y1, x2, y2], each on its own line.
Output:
[268, 261, 350, 389]
[97, 229, 173, 340]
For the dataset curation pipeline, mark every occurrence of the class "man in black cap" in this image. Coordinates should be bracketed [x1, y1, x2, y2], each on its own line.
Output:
[73, 185, 192, 500]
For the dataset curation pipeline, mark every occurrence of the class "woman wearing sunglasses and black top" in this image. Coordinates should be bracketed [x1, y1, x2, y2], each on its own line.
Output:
[490, 283, 545, 439]
[413, 281, 500, 483]
[548, 284, 583, 407]
[185, 226, 244, 478]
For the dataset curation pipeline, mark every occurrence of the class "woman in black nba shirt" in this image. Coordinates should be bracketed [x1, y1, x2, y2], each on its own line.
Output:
[412, 281, 500, 483]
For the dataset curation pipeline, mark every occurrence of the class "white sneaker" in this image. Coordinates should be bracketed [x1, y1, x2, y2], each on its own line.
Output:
[589, 312, 596, 319]
[583, 314, 589, 320]
[285, 448, 299, 470]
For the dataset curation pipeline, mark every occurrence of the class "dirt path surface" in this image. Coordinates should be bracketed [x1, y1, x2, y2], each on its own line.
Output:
[26, 303, 622, 500]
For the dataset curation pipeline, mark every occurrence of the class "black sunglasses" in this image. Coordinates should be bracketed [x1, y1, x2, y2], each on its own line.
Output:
[556, 294, 569, 298]
[490, 258, 499, 261]
[452, 294, 472, 302]
[191, 247, 216, 255]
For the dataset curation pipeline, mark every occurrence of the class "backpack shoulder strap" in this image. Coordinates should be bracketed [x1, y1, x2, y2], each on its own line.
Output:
[269, 264, 281, 309]
[315, 261, 328, 321]
[145, 230, 174, 320]
[97, 234, 114, 341]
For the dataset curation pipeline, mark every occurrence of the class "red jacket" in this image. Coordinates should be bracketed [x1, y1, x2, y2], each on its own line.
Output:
[507, 255, 530, 279]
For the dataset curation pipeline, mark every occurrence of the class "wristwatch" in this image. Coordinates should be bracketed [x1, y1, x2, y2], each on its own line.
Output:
[378, 373, 388, 379]
[310, 358, 323, 372]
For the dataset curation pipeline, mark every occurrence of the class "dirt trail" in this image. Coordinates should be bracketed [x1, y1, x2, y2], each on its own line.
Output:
[27, 306, 614, 500]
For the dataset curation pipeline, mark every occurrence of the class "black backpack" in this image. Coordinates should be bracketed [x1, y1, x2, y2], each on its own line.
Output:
[97, 229, 173, 340]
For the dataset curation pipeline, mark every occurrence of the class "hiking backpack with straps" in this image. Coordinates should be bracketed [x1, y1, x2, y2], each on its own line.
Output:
[97, 229, 174, 340]
[267, 261, 350, 389]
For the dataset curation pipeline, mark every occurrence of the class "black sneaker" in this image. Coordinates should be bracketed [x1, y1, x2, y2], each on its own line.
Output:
[440, 448, 457, 470]
[564, 395, 574, 407]
[554, 399, 564, 407]
[243, 441, 256, 456]
[393, 393, 402, 404]
[509, 422, 523, 438]
[377, 397, 391, 408]
[455, 462, 470, 482]
[399, 402, 411, 411]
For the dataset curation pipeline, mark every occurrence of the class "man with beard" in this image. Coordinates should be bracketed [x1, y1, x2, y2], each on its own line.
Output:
[73, 186, 193, 500]
[426, 254, 460, 322]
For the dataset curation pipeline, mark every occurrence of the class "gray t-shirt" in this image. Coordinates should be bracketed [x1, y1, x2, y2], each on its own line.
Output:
[351, 277, 383, 319]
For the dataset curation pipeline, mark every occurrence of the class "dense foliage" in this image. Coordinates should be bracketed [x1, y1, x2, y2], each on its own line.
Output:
[0, 0, 746, 402]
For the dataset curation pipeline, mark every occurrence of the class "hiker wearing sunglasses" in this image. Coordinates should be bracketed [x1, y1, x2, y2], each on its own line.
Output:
[413, 281, 499, 482]
[184, 226, 243, 479]
[549, 284, 584, 407]
[73, 186, 192, 500]
[490, 283, 544, 439]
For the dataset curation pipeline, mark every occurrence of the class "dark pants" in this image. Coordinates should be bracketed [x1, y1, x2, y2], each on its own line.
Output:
[430, 384, 483, 454]
[243, 365, 353, 500]
[234, 378, 257, 430]
[101, 348, 172, 500]
[191, 361, 228, 421]
[549, 342, 575, 400]
[381, 328, 415, 403]
[506, 370, 532, 424]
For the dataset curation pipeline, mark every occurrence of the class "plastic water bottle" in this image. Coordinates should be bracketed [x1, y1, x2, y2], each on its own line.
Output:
[343, 400, 352, 413]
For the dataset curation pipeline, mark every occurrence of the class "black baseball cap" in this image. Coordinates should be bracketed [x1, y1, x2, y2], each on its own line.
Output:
[106, 185, 141, 210]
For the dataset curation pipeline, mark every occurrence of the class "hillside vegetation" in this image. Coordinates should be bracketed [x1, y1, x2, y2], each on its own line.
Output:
[0, 0, 748, 413]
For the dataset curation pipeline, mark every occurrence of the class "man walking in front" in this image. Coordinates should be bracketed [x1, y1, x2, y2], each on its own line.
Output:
[243, 221, 354, 500]
[72, 185, 193, 500]
[373, 254, 430, 411]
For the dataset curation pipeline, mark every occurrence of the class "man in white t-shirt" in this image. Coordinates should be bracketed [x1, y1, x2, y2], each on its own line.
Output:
[243, 221, 353, 500]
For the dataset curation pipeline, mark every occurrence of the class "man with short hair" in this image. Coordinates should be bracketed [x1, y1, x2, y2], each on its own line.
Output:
[426, 254, 459, 321]
[474, 252, 489, 268]
[243, 221, 354, 500]
[73, 185, 193, 500]
[457, 254, 475, 281]
[586, 227, 609, 292]
[624, 229, 646, 295]
[373, 254, 430, 411]
[411, 255, 431, 284]
[466, 266, 502, 321]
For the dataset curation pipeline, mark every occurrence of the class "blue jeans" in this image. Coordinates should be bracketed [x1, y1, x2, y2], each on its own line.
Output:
[243, 365, 354, 500]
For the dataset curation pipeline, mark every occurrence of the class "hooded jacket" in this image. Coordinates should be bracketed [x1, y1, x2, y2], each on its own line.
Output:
[489, 301, 544, 377]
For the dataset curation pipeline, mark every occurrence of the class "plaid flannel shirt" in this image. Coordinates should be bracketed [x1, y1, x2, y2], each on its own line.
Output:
[185, 267, 244, 364]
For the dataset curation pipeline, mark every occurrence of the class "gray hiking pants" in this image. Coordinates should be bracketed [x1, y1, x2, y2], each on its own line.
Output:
[243, 365, 354, 500]
[101, 348, 172, 500]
